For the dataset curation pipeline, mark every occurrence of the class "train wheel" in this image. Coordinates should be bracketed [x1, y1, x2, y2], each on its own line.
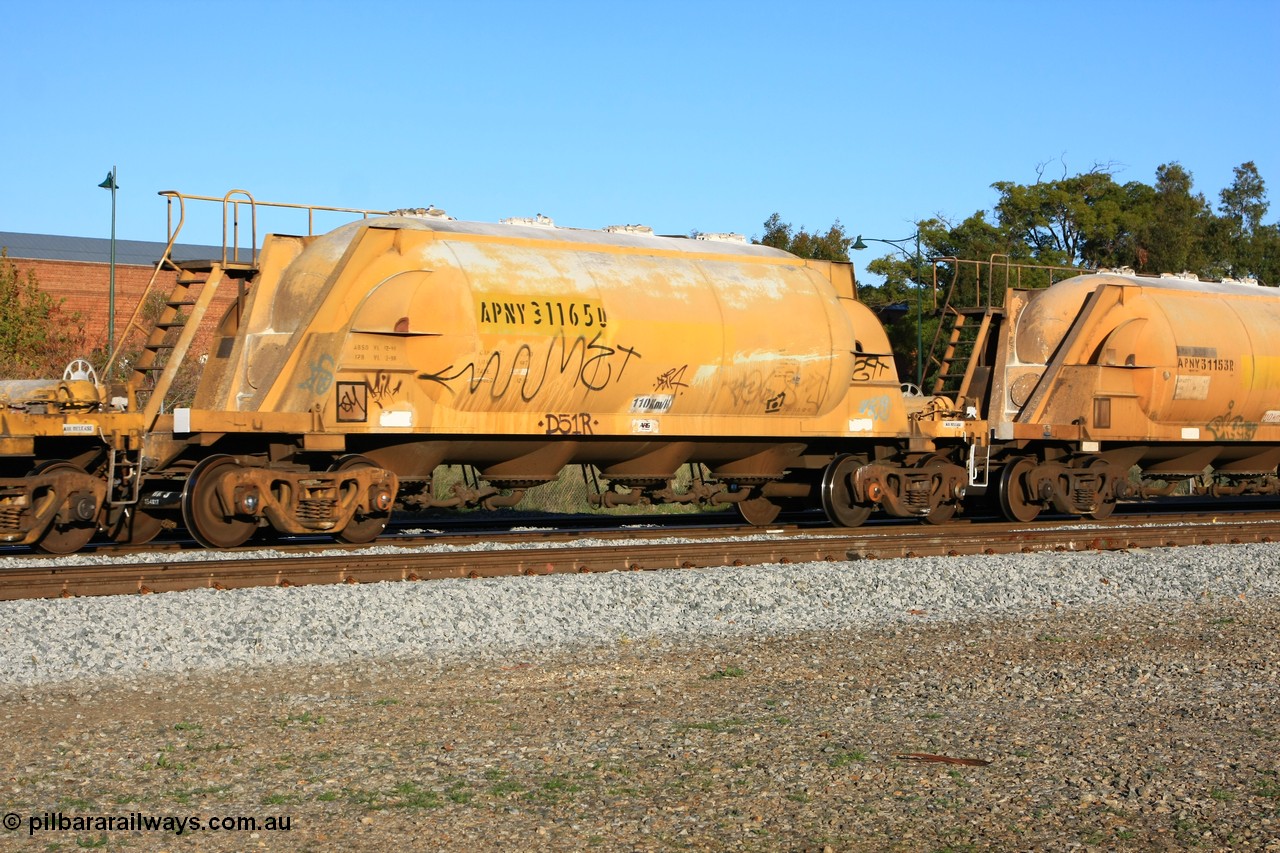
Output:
[182, 455, 257, 549]
[1085, 459, 1118, 520]
[998, 457, 1041, 523]
[923, 502, 957, 524]
[820, 454, 872, 528]
[332, 455, 391, 545]
[921, 455, 958, 525]
[31, 461, 99, 555]
[737, 496, 782, 526]
[109, 506, 165, 546]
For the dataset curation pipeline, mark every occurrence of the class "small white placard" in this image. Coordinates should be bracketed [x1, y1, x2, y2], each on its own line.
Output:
[62, 423, 95, 435]
[1173, 375, 1210, 400]
[1181, 427, 1200, 440]
[848, 418, 874, 432]
[174, 407, 191, 434]
[632, 418, 659, 434]
[380, 410, 413, 428]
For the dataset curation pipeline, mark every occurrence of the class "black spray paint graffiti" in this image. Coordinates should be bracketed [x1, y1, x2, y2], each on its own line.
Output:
[334, 372, 405, 423]
[654, 365, 689, 393]
[419, 330, 641, 401]
[852, 354, 892, 382]
[368, 372, 403, 408]
[335, 382, 368, 423]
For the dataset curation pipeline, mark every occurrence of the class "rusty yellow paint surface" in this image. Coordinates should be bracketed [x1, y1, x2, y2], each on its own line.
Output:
[195, 217, 915, 441]
[1000, 272, 1280, 443]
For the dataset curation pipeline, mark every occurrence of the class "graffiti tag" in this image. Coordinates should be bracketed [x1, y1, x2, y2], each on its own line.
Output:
[419, 331, 640, 401]
[298, 354, 336, 395]
[335, 382, 368, 423]
[852, 354, 892, 382]
[654, 365, 689, 393]
[368, 371, 403, 408]
[857, 395, 891, 422]
[1206, 401, 1258, 441]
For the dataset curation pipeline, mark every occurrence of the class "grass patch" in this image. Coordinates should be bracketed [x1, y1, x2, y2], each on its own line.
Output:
[1254, 778, 1280, 799]
[261, 793, 301, 806]
[342, 782, 442, 810]
[489, 779, 526, 798]
[828, 750, 868, 768]
[706, 666, 745, 679]
[169, 785, 231, 805]
[150, 748, 187, 772]
[276, 711, 325, 728]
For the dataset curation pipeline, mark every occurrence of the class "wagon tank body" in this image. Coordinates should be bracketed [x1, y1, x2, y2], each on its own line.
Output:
[973, 271, 1280, 520]
[177, 213, 959, 529]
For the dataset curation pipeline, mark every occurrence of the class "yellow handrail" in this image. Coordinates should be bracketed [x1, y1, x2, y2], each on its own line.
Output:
[104, 189, 390, 380]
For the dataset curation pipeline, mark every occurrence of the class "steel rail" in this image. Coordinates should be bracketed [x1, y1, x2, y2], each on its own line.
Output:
[3, 513, 1279, 601]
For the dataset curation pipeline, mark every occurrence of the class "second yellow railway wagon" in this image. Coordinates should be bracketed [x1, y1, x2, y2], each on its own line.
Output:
[974, 271, 1280, 521]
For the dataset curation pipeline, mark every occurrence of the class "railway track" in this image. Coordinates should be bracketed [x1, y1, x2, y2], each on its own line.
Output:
[4, 508, 1279, 601]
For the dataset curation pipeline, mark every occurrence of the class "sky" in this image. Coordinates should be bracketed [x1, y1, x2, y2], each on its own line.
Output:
[3, 0, 1278, 266]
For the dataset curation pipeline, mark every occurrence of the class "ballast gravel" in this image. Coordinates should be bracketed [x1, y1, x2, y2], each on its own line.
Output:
[2, 543, 1279, 851]
[1, 542, 1278, 687]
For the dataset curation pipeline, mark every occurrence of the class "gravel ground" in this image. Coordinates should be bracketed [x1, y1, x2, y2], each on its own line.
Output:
[1, 544, 1278, 850]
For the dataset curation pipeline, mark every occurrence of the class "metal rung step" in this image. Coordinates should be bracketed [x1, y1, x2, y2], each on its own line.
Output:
[167, 300, 197, 308]
[154, 321, 187, 330]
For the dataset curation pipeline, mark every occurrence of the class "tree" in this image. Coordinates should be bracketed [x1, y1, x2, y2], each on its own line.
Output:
[0, 250, 88, 379]
[1216, 161, 1271, 280]
[757, 213, 853, 262]
[1132, 163, 1214, 276]
[992, 164, 1125, 266]
[975, 160, 1275, 284]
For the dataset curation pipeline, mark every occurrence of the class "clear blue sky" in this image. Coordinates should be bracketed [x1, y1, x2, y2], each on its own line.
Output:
[4, 0, 1278, 259]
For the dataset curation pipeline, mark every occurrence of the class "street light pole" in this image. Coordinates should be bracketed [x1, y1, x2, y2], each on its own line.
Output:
[98, 166, 119, 358]
[852, 231, 924, 390]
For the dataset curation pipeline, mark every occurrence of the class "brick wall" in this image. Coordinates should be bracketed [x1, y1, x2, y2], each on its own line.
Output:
[7, 257, 238, 363]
